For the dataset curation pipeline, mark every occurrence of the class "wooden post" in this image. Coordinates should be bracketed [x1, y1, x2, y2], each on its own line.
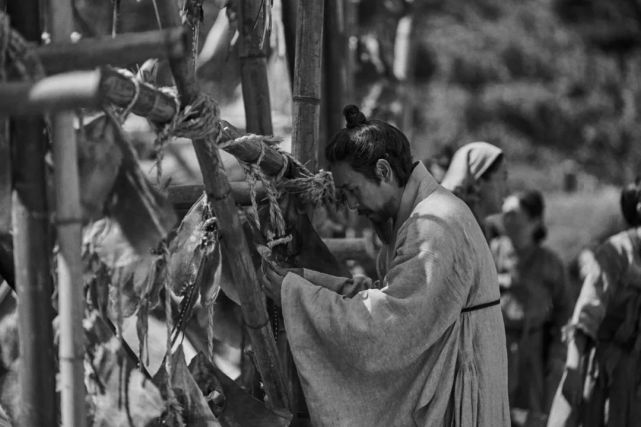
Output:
[6, 1, 58, 425]
[49, 0, 86, 425]
[291, 0, 324, 172]
[323, 0, 348, 168]
[238, 0, 273, 135]
[157, 0, 290, 412]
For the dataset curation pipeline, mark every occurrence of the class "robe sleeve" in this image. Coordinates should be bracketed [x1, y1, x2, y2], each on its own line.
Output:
[281, 215, 468, 372]
[300, 269, 374, 298]
[570, 241, 626, 339]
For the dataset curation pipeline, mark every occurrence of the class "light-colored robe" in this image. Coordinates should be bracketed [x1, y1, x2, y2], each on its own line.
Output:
[281, 163, 510, 426]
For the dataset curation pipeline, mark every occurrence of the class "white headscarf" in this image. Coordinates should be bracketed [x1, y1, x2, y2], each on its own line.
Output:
[441, 141, 503, 194]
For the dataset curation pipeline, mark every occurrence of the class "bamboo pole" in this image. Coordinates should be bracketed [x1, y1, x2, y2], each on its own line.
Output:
[36, 27, 188, 74]
[280, 0, 297, 86]
[6, 1, 58, 424]
[156, 0, 290, 412]
[344, 0, 357, 105]
[0, 70, 102, 115]
[291, 0, 325, 172]
[323, 0, 348, 168]
[392, 11, 416, 137]
[0, 67, 175, 121]
[0, 70, 308, 180]
[0, 12, 10, 234]
[49, 0, 86, 424]
[238, 0, 273, 135]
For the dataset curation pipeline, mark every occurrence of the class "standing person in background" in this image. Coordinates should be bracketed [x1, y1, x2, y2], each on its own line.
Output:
[441, 141, 508, 237]
[260, 105, 510, 426]
[492, 190, 572, 427]
[547, 180, 641, 427]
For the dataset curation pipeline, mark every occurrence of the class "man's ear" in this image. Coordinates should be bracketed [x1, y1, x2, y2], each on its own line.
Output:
[375, 159, 393, 183]
[636, 201, 641, 219]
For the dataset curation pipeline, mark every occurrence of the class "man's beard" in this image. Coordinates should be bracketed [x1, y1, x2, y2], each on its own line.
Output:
[361, 198, 395, 225]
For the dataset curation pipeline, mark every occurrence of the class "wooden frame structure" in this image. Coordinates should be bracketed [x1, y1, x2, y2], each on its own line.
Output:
[0, 0, 364, 424]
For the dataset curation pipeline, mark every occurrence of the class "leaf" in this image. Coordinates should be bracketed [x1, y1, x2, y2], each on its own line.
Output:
[84, 312, 164, 427]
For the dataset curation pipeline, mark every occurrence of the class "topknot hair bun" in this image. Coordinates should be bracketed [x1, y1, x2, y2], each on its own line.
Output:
[343, 104, 367, 129]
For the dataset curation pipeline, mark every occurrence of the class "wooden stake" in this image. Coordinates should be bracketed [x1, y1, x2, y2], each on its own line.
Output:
[157, 0, 290, 412]
[238, 0, 273, 135]
[6, 1, 58, 424]
[48, 0, 87, 424]
[36, 27, 188, 74]
[291, 0, 325, 172]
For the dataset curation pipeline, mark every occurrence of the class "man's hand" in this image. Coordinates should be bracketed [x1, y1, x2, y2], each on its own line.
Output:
[259, 260, 302, 306]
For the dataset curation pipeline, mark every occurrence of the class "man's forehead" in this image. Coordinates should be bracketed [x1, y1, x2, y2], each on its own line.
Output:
[330, 162, 355, 187]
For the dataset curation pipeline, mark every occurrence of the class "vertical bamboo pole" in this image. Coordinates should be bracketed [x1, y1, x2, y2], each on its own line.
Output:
[280, 0, 297, 86]
[0, 12, 10, 234]
[157, 0, 289, 412]
[393, 10, 416, 139]
[344, 0, 357, 104]
[49, 0, 86, 425]
[322, 0, 347, 168]
[291, 0, 324, 172]
[6, 1, 58, 425]
[238, 0, 273, 135]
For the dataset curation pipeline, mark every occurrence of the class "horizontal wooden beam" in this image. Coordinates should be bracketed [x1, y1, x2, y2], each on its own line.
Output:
[0, 67, 311, 181]
[36, 27, 188, 74]
[0, 70, 101, 115]
[99, 66, 176, 122]
[0, 67, 176, 121]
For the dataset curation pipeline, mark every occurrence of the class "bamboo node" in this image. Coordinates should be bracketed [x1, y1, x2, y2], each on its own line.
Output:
[292, 95, 321, 105]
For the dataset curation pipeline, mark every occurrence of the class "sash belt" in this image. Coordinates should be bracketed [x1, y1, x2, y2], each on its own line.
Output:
[461, 298, 500, 313]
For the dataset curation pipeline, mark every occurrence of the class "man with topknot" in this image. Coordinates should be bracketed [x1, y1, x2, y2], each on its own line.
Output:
[261, 105, 510, 426]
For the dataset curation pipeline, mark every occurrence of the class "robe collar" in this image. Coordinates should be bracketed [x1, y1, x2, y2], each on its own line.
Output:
[394, 162, 439, 233]
[374, 162, 439, 244]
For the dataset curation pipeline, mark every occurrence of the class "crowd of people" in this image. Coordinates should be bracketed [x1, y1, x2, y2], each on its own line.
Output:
[259, 104, 641, 426]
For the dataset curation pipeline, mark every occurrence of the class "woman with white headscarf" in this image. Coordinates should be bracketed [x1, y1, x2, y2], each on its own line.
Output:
[441, 141, 508, 226]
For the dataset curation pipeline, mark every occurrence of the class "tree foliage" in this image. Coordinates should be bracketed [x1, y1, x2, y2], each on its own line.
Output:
[384, 0, 641, 184]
